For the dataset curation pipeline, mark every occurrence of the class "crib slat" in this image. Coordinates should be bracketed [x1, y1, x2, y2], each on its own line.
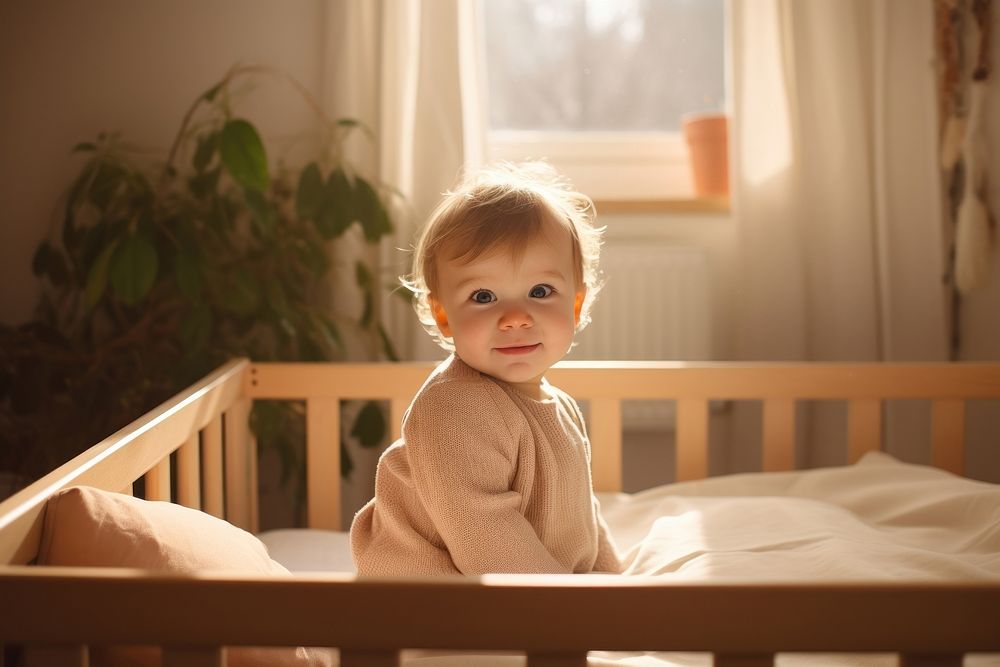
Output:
[307, 398, 341, 530]
[390, 397, 407, 442]
[677, 398, 709, 481]
[144, 457, 171, 502]
[527, 651, 588, 667]
[24, 645, 87, 667]
[163, 646, 225, 667]
[714, 654, 774, 667]
[848, 398, 882, 463]
[177, 433, 201, 509]
[202, 415, 224, 519]
[931, 399, 965, 475]
[224, 397, 253, 531]
[762, 399, 795, 471]
[248, 432, 259, 533]
[899, 654, 962, 667]
[588, 399, 622, 492]
[340, 649, 400, 667]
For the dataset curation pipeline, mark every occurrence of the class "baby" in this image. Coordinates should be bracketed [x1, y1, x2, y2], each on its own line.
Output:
[350, 162, 622, 576]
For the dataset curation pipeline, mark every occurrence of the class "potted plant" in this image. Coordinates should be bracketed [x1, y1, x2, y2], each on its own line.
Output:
[0, 65, 398, 517]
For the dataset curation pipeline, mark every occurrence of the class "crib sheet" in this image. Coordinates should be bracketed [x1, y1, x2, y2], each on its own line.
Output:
[257, 452, 1000, 667]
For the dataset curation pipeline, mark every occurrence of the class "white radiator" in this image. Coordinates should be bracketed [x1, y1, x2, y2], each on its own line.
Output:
[567, 244, 713, 430]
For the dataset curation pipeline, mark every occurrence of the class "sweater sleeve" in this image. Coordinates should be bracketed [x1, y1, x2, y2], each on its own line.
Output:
[556, 390, 623, 573]
[404, 379, 568, 575]
[591, 495, 623, 573]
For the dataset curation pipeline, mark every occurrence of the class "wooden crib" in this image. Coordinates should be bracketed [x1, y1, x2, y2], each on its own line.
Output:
[1, 358, 999, 667]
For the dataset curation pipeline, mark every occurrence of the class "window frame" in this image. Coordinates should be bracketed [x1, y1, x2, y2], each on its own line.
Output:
[487, 129, 697, 201]
[478, 0, 730, 205]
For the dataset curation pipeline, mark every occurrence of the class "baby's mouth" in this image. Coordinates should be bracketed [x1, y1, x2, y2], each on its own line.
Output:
[495, 343, 541, 355]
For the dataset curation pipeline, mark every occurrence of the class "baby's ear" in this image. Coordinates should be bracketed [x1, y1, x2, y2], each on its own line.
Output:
[429, 296, 452, 337]
[573, 289, 587, 326]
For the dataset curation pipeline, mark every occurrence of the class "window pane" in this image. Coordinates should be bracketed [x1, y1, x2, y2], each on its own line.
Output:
[482, 0, 726, 132]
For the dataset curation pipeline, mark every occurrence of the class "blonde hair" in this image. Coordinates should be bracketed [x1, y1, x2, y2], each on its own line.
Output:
[403, 161, 604, 350]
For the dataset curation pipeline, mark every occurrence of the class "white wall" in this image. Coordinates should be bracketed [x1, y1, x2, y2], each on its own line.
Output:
[0, 0, 327, 325]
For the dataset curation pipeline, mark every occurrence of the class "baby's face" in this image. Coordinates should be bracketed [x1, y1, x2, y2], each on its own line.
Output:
[430, 225, 583, 393]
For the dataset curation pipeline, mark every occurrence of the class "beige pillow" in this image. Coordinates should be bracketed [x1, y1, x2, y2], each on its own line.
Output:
[38, 486, 335, 667]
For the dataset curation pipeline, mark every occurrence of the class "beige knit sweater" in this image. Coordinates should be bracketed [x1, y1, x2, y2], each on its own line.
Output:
[350, 355, 622, 576]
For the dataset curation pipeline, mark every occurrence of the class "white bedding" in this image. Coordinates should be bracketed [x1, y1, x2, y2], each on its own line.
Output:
[258, 452, 1000, 666]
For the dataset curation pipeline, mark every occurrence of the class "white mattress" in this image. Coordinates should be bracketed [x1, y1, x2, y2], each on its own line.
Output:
[258, 452, 1000, 666]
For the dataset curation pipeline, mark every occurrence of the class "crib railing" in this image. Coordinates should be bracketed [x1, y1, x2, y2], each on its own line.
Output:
[246, 360, 1000, 531]
[3, 568, 999, 667]
[4, 358, 998, 547]
[0, 358, 251, 566]
[1, 358, 999, 666]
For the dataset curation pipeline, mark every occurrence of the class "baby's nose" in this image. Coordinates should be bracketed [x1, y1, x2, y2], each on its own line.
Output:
[498, 307, 533, 330]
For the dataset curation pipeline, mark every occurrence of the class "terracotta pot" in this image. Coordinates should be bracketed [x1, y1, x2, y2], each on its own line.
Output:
[682, 113, 729, 197]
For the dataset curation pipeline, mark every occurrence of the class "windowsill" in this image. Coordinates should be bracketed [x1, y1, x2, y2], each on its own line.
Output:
[593, 196, 730, 216]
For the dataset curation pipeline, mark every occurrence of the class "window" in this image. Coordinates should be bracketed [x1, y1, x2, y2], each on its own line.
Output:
[481, 0, 727, 202]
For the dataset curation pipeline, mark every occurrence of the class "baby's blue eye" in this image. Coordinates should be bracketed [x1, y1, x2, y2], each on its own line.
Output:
[471, 289, 496, 304]
[529, 284, 554, 298]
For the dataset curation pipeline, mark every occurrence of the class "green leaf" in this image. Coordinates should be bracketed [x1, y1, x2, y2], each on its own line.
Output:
[278, 317, 297, 342]
[316, 168, 355, 239]
[33, 242, 71, 285]
[224, 268, 260, 315]
[220, 119, 269, 191]
[354, 177, 392, 242]
[313, 314, 344, 356]
[136, 210, 156, 238]
[62, 205, 82, 252]
[350, 401, 386, 448]
[335, 117, 375, 141]
[193, 131, 219, 172]
[354, 260, 373, 289]
[46, 252, 70, 286]
[32, 242, 52, 277]
[356, 261, 373, 327]
[188, 167, 222, 199]
[174, 250, 202, 302]
[85, 242, 117, 309]
[201, 81, 224, 102]
[296, 162, 324, 220]
[244, 187, 274, 235]
[378, 323, 399, 362]
[89, 160, 127, 210]
[109, 233, 158, 305]
[250, 401, 283, 443]
[295, 238, 328, 277]
[72, 142, 97, 153]
[377, 204, 393, 236]
[341, 443, 355, 480]
[66, 158, 97, 211]
[179, 303, 213, 353]
[126, 168, 153, 197]
[265, 280, 290, 319]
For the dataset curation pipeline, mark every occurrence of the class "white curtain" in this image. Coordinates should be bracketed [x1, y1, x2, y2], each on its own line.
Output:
[320, 0, 486, 523]
[322, 0, 486, 365]
[729, 0, 948, 468]
[730, 0, 948, 363]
